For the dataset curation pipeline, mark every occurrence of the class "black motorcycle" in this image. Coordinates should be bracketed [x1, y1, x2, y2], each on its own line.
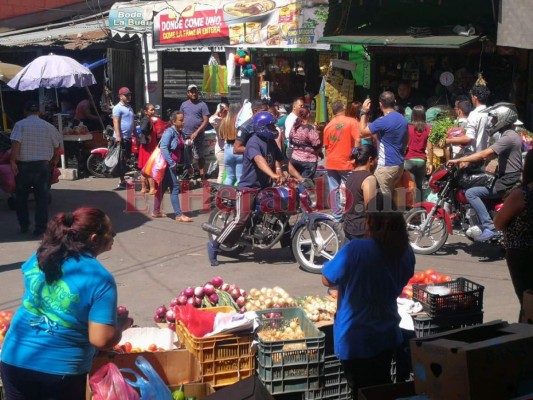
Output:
[202, 179, 343, 274]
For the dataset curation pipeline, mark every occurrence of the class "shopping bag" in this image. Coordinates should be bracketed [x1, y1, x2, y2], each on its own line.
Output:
[104, 141, 123, 177]
[141, 147, 167, 184]
[121, 356, 172, 400]
[89, 362, 139, 400]
[202, 65, 228, 95]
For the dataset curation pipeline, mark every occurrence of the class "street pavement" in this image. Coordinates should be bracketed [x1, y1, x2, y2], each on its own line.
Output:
[0, 176, 519, 327]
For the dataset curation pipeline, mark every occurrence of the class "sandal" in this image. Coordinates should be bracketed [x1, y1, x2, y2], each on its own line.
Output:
[148, 189, 157, 195]
[151, 212, 164, 218]
[175, 215, 193, 223]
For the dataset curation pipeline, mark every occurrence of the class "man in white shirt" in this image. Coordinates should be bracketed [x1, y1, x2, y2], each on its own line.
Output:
[446, 100, 473, 158]
[465, 85, 491, 152]
[285, 98, 304, 138]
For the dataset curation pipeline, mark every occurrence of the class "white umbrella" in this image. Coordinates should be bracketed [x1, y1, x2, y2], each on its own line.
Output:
[0, 61, 23, 131]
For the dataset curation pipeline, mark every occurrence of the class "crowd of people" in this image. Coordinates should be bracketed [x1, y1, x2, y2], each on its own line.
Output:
[5, 79, 533, 399]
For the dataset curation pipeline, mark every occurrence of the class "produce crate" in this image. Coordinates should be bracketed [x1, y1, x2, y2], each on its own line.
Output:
[412, 311, 484, 338]
[412, 277, 484, 317]
[302, 354, 351, 400]
[175, 307, 255, 388]
[255, 308, 325, 395]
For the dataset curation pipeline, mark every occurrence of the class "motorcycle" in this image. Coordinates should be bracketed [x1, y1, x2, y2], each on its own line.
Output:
[202, 178, 343, 274]
[404, 164, 504, 255]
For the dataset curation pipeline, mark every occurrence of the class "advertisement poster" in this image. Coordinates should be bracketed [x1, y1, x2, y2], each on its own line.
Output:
[152, 0, 329, 49]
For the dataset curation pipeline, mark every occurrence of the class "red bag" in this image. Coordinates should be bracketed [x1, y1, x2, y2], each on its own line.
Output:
[175, 304, 216, 337]
[141, 147, 167, 184]
[89, 362, 139, 400]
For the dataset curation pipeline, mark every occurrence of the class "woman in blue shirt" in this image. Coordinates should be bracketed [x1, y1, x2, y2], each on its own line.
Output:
[0, 207, 132, 400]
[322, 193, 415, 394]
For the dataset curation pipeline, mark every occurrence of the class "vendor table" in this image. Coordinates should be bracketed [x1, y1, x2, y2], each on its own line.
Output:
[63, 133, 93, 177]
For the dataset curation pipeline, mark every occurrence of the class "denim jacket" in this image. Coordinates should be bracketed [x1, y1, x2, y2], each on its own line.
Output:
[159, 126, 190, 169]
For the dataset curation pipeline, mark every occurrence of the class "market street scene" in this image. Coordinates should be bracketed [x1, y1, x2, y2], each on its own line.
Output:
[0, 0, 533, 399]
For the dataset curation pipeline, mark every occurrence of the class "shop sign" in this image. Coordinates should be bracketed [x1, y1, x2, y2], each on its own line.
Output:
[152, 0, 329, 49]
[109, 7, 152, 32]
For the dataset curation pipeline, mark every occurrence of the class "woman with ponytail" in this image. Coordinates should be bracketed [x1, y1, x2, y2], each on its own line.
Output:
[343, 144, 379, 241]
[0, 207, 132, 400]
[288, 107, 322, 178]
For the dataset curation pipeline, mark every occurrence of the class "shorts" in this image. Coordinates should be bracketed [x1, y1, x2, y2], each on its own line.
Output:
[187, 132, 205, 160]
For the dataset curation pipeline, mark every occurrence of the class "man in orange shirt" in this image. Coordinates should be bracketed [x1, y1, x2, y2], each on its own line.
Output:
[323, 100, 360, 221]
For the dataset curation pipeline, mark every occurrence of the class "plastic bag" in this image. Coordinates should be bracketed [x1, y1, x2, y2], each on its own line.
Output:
[89, 362, 139, 400]
[458, 169, 495, 190]
[121, 356, 172, 400]
[174, 303, 216, 337]
[142, 147, 167, 183]
[104, 142, 123, 177]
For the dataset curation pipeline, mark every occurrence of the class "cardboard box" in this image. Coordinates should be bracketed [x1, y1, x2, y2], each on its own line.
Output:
[521, 290, 533, 323]
[358, 381, 417, 400]
[410, 320, 533, 400]
[119, 327, 178, 351]
[203, 376, 275, 400]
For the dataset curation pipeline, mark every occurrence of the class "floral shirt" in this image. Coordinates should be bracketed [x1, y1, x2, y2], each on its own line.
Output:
[289, 123, 321, 163]
[503, 186, 533, 249]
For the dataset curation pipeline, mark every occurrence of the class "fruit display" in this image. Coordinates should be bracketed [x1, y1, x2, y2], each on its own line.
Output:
[296, 296, 336, 323]
[244, 286, 297, 311]
[112, 341, 166, 354]
[401, 269, 452, 299]
[0, 310, 14, 348]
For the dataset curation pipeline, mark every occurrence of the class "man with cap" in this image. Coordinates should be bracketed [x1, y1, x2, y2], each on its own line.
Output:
[112, 87, 135, 190]
[10, 100, 62, 236]
[179, 84, 210, 181]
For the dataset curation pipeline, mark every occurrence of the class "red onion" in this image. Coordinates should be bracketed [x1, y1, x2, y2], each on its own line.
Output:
[203, 283, 215, 296]
[228, 284, 239, 293]
[170, 298, 179, 307]
[165, 309, 176, 323]
[236, 296, 246, 307]
[193, 296, 203, 308]
[211, 276, 223, 288]
[221, 283, 230, 292]
[177, 295, 188, 305]
[240, 289, 247, 298]
[186, 297, 195, 306]
[117, 306, 128, 315]
[229, 288, 241, 300]
[239, 306, 246, 314]
[194, 286, 204, 297]
[155, 305, 167, 318]
[168, 323, 176, 331]
[183, 287, 195, 298]
[153, 314, 165, 323]
[208, 293, 219, 305]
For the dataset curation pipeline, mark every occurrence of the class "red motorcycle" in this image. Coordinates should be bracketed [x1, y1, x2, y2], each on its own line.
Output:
[404, 164, 504, 255]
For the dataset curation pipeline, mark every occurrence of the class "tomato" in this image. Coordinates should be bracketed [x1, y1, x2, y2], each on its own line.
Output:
[413, 272, 425, 283]
[424, 269, 436, 277]
[131, 347, 142, 353]
[148, 343, 158, 352]
[428, 273, 440, 283]
[123, 342, 132, 353]
[404, 289, 413, 299]
[443, 275, 452, 282]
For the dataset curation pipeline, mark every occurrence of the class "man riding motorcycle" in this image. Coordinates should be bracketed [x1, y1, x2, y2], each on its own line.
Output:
[448, 103, 523, 242]
[207, 112, 304, 266]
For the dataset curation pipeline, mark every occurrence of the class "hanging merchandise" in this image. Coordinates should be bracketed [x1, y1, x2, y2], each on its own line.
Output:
[234, 50, 257, 78]
[202, 53, 228, 95]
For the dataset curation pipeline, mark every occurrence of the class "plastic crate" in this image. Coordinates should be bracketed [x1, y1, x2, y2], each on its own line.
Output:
[412, 277, 484, 317]
[255, 308, 326, 394]
[302, 354, 352, 400]
[175, 307, 255, 388]
[412, 311, 484, 338]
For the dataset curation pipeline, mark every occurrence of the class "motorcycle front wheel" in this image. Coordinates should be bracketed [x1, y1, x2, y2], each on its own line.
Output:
[207, 209, 246, 256]
[292, 220, 342, 274]
[86, 153, 108, 178]
[405, 207, 448, 255]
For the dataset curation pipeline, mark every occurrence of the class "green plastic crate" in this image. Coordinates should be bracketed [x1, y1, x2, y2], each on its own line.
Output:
[255, 308, 325, 395]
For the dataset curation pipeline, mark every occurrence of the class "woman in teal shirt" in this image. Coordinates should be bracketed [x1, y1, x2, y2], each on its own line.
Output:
[0, 207, 132, 400]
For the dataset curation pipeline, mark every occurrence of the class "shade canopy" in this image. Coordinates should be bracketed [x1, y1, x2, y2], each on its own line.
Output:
[0, 62, 23, 83]
[318, 34, 480, 49]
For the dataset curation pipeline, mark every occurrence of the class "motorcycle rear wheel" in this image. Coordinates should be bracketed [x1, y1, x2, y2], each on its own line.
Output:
[292, 220, 342, 274]
[405, 207, 448, 255]
[86, 153, 108, 178]
[207, 209, 245, 256]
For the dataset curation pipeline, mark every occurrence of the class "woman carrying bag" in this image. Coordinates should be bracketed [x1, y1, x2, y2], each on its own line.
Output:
[138, 103, 158, 195]
[151, 111, 193, 222]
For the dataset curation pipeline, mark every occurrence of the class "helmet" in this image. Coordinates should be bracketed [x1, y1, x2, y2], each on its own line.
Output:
[253, 112, 278, 141]
[483, 102, 518, 136]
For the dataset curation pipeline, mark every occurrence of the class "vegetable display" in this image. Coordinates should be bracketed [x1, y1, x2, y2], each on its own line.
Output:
[401, 269, 452, 299]
[296, 296, 336, 323]
[429, 117, 455, 148]
[245, 287, 297, 311]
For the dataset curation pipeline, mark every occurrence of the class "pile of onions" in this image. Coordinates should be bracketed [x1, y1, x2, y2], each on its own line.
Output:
[245, 286, 296, 312]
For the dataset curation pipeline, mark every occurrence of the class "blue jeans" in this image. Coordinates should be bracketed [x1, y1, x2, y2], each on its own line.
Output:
[465, 185, 496, 231]
[15, 161, 50, 232]
[327, 169, 352, 221]
[153, 166, 183, 216]
[224, 143, 243, 186]
[290, 159, 317, 179]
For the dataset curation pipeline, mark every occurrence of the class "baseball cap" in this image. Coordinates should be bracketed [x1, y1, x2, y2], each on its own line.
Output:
[187, 84, 198, 91]
[278, 106, 287, 114]
[118, 87, 131, 95]
[24, 100, 39, 112]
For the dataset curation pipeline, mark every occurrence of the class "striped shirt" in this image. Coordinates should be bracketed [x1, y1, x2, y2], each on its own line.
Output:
[10, 115, 61, 162]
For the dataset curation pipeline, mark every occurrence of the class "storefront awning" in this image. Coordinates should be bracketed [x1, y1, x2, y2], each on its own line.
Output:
[318, 34, 480, 49]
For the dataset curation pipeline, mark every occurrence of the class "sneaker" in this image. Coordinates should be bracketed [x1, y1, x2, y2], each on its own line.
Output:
[475, 228, 499, 242]
[114, 181, 127, 191]
[207, 240, 220, 267]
